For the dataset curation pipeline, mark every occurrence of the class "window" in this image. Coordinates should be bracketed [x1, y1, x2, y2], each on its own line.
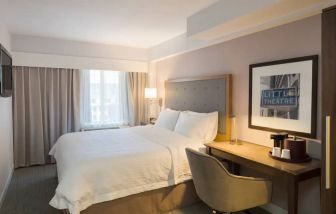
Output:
[81, 70, 129, 128]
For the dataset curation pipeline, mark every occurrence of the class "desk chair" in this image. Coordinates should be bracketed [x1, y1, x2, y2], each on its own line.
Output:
[186, 148, 272, 214]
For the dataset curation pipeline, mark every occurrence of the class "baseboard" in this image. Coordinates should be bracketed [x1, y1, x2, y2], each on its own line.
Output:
[0, 166, 14, 209]
[261, 203, 287, 214]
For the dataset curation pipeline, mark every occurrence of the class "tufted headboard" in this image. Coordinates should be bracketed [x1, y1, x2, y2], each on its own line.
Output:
[165, 75, 232, 141]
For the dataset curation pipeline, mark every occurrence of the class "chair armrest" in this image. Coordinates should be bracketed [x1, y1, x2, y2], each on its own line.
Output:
[229, 173, 272, 182]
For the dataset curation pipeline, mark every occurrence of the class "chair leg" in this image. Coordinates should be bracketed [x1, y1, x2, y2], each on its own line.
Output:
[212, 209, 251, 214]
[212, 211, 230, 214]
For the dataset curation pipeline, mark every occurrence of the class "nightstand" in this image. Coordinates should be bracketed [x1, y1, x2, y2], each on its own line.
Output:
[140, 120, 155, 126]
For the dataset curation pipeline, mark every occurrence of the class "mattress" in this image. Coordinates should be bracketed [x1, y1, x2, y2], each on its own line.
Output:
[49, 125, 203, 214]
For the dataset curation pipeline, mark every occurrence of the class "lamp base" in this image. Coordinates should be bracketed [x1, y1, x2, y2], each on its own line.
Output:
[149, 117, 157, 125]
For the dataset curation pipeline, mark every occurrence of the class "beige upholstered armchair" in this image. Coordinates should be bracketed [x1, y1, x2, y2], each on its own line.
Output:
[186, 148, 272, 214]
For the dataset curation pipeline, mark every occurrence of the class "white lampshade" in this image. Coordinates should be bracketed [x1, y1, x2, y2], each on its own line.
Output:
[145, 88, 157, 99]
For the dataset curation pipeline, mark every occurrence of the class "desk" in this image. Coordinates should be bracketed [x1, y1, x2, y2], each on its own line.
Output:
[205, 141, 321, 214]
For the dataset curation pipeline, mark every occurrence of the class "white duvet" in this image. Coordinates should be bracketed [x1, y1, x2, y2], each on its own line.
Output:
[49, 125, 203, 214]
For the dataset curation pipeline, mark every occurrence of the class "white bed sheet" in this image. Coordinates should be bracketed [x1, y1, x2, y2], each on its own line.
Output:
[49, 125, 203, 214]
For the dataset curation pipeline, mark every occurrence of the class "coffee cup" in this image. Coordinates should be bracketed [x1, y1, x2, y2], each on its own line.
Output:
[272, 147, 281, 157]
[281, 149, 291, 159]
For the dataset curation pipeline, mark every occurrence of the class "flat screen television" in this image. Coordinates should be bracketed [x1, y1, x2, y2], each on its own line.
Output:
[0, 44, 12, 97]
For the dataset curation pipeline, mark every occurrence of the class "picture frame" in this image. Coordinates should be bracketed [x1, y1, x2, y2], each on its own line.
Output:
[248, 55, 318, 138]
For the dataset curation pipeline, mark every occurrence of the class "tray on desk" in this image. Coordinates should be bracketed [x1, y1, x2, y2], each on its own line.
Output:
[268, 151, 312, 163]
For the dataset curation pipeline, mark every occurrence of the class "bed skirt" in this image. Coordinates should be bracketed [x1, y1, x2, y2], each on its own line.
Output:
[63, 180, 200, 214]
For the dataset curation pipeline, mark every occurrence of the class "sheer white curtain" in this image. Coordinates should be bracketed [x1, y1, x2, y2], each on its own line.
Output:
[80, 70, 129, 128]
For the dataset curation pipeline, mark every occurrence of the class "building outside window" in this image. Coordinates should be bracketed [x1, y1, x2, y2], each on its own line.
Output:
[80, 69, 129, 129]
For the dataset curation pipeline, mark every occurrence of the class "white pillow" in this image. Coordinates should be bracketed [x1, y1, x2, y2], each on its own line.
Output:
[174, 111, 218, 143]
[154, 108, 180, 131]
[186, 111, 218, 140]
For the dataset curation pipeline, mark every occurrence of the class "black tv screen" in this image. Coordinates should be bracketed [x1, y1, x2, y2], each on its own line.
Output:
[0, 44, 12, 97]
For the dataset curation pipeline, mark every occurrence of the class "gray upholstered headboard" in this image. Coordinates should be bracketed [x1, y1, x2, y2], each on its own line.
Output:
[165, 75, 231, 138]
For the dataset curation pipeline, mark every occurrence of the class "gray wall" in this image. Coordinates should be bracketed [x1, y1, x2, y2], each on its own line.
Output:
[156, 15, 321, 214]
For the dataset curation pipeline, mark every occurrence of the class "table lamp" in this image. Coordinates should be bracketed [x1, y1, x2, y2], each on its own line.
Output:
[145, 88, 161, 124]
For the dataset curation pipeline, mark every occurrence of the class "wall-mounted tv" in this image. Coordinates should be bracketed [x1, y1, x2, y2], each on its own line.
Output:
[0, 44, 12, 97]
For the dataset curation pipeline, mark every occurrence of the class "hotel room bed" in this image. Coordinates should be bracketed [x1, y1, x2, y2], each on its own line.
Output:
[50, 126, 203, 214]
[50, 75, 231, 214]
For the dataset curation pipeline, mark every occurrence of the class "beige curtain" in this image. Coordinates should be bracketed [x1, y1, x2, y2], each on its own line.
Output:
[13, 66, 80, 168]
[126, 72, 148, 126]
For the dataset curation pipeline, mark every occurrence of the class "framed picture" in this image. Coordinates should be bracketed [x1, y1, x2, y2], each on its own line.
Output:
[248, 55, 318, 138]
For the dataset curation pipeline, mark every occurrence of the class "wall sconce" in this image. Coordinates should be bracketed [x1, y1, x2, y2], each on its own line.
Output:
[145, 88, 161, 124]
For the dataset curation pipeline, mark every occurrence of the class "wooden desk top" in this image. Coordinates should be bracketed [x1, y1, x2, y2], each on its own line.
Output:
[205, 141, 321, 177]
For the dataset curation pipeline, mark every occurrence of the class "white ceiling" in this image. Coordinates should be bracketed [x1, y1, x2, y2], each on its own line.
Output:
[0, 0, 217, 48]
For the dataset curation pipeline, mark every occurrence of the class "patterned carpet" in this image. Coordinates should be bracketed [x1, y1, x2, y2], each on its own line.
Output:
[0, 165, 268, 214]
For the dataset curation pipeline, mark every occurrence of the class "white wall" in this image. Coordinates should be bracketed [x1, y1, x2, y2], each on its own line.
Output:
[12, 52, 148, 73]
[11, 35, 149, 73]
[186, 0, 276, 37]
[12, 35, 148, 61]
[149, 0, 336, 61]
[0, 21, 13, 205]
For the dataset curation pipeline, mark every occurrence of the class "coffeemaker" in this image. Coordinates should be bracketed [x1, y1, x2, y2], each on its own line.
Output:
[270, 133, 288, 149]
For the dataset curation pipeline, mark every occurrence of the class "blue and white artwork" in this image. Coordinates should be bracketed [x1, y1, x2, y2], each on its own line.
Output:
[259, 74, 300, 120]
